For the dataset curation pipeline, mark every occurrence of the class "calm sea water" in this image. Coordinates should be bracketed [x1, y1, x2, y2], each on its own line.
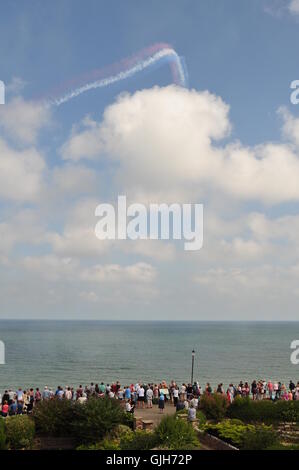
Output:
[0, 321, 298, 391]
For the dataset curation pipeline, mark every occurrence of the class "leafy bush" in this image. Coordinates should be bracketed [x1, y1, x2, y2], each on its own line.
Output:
[0, 418, 7, 450]
[266, 442, 299, 450]
[241, 426, 278, 450]
[71, 398, 129, 443]
[227, 397, 299, 424]
[154, 415, 200, 450]
[5, 415, 35, 449]
[205, 419, 277, 450]
[77, 440, 120, 450]
[176, 409, 188, 415]
[33, 397, 131, 444]
[120, 429, 159, 450]
[111, 424, 134, 440]
[205, 419, 250, 447]
[79, 416, 200, 451]
[199, 393, 229, 421]
[196, 410, 207, 426]
[229, 418, 244, 426]
[76, 442, 103, 450]
[33, 398, 74, 436]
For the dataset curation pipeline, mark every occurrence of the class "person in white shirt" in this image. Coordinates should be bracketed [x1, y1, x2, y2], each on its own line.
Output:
[190, 396, 198, 409]
[137, 386, 145, 408]
[180, 384, 187, 401]
[125, 400, 135, 413]
[188, 404, 197, 422]
[146, 387, 153, 408]
[173, 387, 179, 406]
[78, 393, 87, 404]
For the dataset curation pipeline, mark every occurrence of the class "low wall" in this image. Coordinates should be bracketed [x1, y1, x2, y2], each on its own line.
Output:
[196, 429, 239, 451]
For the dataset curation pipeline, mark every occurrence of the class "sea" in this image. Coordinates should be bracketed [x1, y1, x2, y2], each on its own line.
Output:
[0, 321, 298, 391]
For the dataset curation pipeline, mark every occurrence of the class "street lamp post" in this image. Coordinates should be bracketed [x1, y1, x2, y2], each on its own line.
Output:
[191, 349, 195, 384]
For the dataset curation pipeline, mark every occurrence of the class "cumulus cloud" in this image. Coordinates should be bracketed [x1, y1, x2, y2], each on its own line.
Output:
[279, 106, 299, 147]
[22, 254, 156, 287]
[60, 116, 103, 161]
[3, 85, 299, 319]
[0, 138, 45, 201]
[0, 97, 50, 145]
[60, 86, 299, 204]
[51, 164, 97, 196]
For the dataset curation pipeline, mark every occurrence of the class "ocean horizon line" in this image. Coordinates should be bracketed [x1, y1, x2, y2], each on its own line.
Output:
[0, 318, 299, 323]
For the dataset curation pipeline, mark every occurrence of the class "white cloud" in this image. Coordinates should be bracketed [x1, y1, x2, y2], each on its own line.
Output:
[60, 116, 103, 161]
[5, 77, 27, 95]
[0, 138, 45, 201]
[22, 255, 79, 282]
[289, 0, 299, 14]
[51, 164, 97, 195]
[0, 97, 50, 145]
[61, 86, 299, 204]
[279, 106, 299, 147]
[81, 262, 156, 283]
[3, 85, 299, 319]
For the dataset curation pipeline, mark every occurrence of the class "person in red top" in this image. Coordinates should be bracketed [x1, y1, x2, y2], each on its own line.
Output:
[1, 401, 9, 417]
[35, 388, 41, 403]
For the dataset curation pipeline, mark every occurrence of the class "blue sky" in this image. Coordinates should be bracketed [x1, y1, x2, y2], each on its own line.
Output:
[1, 0, 299, 319]
[1, 0, 298, 144]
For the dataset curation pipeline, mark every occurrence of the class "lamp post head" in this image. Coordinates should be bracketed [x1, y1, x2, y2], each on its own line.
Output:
[192, 349, 195, 357]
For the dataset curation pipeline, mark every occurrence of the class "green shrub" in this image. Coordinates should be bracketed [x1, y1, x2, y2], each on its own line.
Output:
[227, 397, 299, 424]
[76, 442, 103, 450]
[98, 438, 121, 450]
[205, 419, 251, 447]
[77, 437, 122, 450]
[33, 397, 130, 444]
[154, 415, 200, 450]
[241, 425, 278, 450]
[120, 429, 158, 450]
[229, 418, 244, 426]
[196, 410, 207, 426]
[33, 398, 74, 436]
[5, 415, 35, 449]
[0, 418, 7, 450]
[71, 397, 129, 444]
[199, 393, 229, 421]
[205, 419, 277, 450]
[111, 424, 134, 440]
[176, 409, 188, 415]
[266, 442, 299, 450]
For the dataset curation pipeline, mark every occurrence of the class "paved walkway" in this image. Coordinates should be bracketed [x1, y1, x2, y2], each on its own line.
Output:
[134, 404, 213, 450]
[134, 403, 176, 426]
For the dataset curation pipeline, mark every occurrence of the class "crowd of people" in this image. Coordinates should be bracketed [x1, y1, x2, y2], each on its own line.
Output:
[1, 378, 299, 418]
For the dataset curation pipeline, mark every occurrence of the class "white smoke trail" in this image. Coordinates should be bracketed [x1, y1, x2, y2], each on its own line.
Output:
[47, 48, 186, 107]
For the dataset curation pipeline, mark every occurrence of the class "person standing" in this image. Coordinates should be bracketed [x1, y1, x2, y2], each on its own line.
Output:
[137, 385, 145, 409]
[173, 386, 179, 407]
[251, 380, 257, 400]
[158, 392, 165, 413]
[146, 386, 153, 408]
